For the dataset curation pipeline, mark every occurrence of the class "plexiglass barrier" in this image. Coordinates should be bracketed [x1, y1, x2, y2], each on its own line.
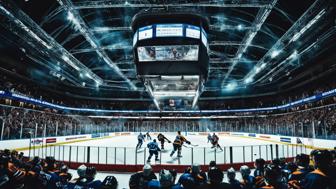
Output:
[23, 143, 309, 166]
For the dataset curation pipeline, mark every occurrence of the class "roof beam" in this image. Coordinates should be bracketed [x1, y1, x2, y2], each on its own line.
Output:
[58, 0, 137, 90]
[0, 1, 103, 87]
[243, 0, 329, 84]
[72, 0, 272, 9]
[221, 0, 278, 85]
[89, 25, 256, 33]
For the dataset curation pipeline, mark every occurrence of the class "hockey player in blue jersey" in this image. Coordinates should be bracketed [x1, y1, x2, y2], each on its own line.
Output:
[136, 133, 145, 149]
[147, 139, 161, 162]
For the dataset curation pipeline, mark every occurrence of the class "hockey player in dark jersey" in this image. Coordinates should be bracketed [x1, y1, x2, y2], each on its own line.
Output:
[211, 133, 223, 151]
[136, 133, 145, 149]
[147, 139, 161, 162]
[146, 132, 152, 141]
[157, 133, 171, 150]
[207, 133, 212, 143]
[170, 131, 191, 158]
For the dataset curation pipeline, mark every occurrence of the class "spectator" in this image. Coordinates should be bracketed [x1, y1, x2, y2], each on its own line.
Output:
[129, 164, 157, 189]
[198, 167, 232, 189]
[239, 165, 256, 189]
[227, 167, 242, 189]
[301, 150, 334, 189]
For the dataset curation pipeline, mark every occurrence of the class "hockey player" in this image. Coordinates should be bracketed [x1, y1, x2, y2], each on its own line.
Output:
[147, 139, 161, 162]
[157, 133, 171, 150]
[136, 133, 145, 149]
[207, 133, 212, 143]
[211, 133, 223, 151]
[296, 138, 303, 144]
[170, 131, 191, 158]
[146, 132, 152, 141]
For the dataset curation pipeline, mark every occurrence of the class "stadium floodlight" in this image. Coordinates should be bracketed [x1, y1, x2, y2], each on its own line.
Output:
[260, 63, 266, 69]
[244, 77, 253, 84]
[226, 82, 237, 91]
[289, 50, 298, 59]
[289, 9, 326, 43]
[271, 50, 280, 58]
[237, 24, 243, 30]
[62, 55, 80, 71]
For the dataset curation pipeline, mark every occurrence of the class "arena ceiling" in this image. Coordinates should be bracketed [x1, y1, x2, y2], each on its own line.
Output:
[0, 0, 336, 102]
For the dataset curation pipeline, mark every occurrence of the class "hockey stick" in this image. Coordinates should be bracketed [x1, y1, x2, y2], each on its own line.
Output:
[182, 144, 193, 148]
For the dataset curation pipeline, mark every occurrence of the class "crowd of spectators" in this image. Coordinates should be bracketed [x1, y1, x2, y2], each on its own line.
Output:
[1, 148, 335, 189]
[1, 73, 336, 111]
[1, 103, 335, 140]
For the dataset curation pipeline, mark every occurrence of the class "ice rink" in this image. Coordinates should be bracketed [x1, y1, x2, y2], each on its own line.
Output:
[22, 133, 309, 166]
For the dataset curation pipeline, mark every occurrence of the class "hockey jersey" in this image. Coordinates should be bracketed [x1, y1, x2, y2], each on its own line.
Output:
[147, 142, 160, 151]
[173, 135, 187, 145]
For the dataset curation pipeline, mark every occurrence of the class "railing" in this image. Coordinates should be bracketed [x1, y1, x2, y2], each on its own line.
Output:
[23, 143, 309, 166]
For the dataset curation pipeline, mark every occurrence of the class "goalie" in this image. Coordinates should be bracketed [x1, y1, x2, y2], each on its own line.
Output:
[157, 133, 171, 150]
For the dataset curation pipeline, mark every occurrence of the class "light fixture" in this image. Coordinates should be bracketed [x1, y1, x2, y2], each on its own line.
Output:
[271, 50, 280, 58]
[226, 82, 237, 91]
[244, 77, 253, 84]
[289, 9, 326, 43]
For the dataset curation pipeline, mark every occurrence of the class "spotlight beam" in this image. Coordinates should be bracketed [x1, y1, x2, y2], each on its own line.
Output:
[0, 1, 103, 87]
[221, 0, 278, 86]
[243, 0, 328, 85]
[58, 0, 137, 90]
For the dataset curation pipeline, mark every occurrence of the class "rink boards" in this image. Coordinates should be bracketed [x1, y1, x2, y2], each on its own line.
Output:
[15, 132, 313, 167]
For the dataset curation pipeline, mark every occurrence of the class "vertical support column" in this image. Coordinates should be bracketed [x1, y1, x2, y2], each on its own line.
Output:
[203, 147, 206, 165]
[114, 148, 117, 164]
[251, 146, 253, 162]
[224, 147, 226, 164]
[243, 146, 245, 163]
[191, 148, 194, 164]
[76, 146, 79, 163]
[98, 147, 100, 164]
[312, 121, 316, 139]
[270, 145, 274, 160]
[135, 147, 137, 165]
[20, 117, 23, 139]
[144, 148, 146, 164]
[106, 147, 108, 164]
[229, 146, 233, 164]
[69, 146, 72, 162]
[55, 122, 58, 137]
[1, 118, 5, 140]
[87, 146, 90, 163]
[275, 144, 279, 159]
[214, 148, 217, 163]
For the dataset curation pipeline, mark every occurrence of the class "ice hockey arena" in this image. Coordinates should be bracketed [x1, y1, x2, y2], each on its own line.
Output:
[1, 0, 336, 189]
